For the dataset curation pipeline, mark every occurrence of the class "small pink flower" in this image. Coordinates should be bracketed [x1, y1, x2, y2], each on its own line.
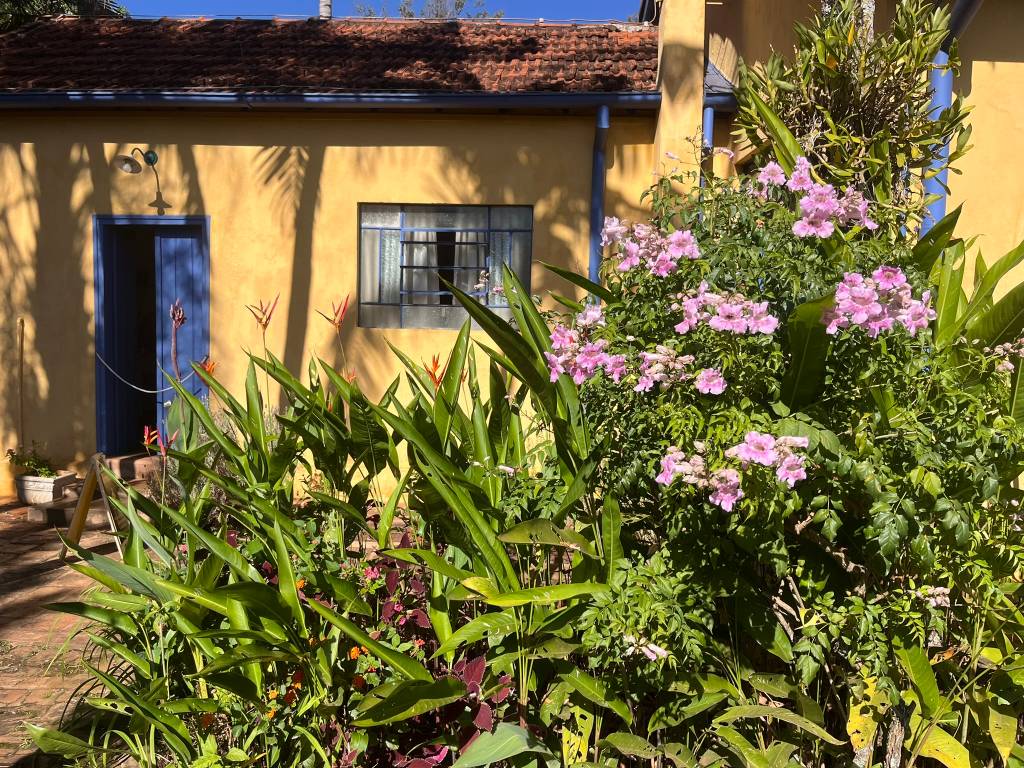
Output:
[776, 453, 807, 488]
[601, 217, 628, 247]
[694, 368, 727, 395]
[786, 156, 815, 193]
[757, 161, 786, 187]
[872, 266, 907, 291]
[576, 305, 605, 328]
[709, 468, 744, 511]
[727, 431, 778, 467]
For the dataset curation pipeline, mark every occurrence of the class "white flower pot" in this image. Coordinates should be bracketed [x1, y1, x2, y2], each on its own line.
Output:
[15, 471, 77, 506]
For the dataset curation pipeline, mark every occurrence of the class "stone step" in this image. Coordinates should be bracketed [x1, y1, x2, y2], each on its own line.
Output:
[106, 453, 162, 483]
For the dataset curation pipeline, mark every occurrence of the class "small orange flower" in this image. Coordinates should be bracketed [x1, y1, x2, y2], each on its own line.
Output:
[344, 369, 357, 383]
[352, 674, 366, 690]
[348, 646, 362, 660]
[199, 356, 217, 375]
[267, 708, 277, 720]
[423, 354, 445, 388]
[295, 578, 306, 590]
[267, 689, 278, 700]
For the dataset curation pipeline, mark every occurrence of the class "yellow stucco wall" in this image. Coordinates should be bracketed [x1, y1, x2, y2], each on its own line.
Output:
[948, 0, 1024, 292]
[0, 110, 657, 496]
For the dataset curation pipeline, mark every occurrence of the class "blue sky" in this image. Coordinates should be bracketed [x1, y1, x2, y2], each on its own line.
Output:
[123, 0, 638, 21]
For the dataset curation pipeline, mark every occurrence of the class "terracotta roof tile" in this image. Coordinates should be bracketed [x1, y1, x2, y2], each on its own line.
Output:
[0, 17, 659, 94]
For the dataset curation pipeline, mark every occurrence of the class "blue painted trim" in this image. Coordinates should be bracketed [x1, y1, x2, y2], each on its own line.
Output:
[589, 104, 610, 286]
[0, 90, 662, 111]
[703, 94, 737, 112]
[93, 214, 210, 454]
[923, 49, 953, 231]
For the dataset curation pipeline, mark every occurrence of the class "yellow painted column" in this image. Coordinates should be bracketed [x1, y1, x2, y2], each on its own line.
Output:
[654, 0, 708, 175]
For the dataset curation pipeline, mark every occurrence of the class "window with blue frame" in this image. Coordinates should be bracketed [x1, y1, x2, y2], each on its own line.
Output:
[358, 204, 533, 329]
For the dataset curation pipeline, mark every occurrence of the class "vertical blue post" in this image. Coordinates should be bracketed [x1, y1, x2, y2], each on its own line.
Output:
[701, 104, 716, 187]
[923, 50, 952, 233]
[589, 104, 610, 286]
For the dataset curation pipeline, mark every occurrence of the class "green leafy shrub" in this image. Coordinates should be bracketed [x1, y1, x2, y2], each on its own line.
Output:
[735, 0, 971, 224]
[6, 444, 57, 477]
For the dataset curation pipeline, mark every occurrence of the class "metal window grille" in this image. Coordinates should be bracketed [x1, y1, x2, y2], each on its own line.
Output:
[359, 204, 533, 329]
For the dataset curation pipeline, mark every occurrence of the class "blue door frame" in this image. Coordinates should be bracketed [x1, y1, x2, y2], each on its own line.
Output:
[93, 215, 210, 455]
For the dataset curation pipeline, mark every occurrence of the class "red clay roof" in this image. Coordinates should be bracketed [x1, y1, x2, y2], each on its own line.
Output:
[0, 17, 659, 94]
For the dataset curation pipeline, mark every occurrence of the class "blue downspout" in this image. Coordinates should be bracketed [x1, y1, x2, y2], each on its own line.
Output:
[701, 104, 716, 186]
[923, 48, 953, 230]
[921, 0, 985, 233]
[589, 104, 610, 285]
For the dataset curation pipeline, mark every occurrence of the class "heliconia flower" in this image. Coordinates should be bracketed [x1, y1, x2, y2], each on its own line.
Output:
[246, 294, 280, 331]
[601, 216, 629, 247]
[198, 356, 217, 375]
[694, 368, 727, 395]
[423, 354, 445, 387]
[757, 161, 787, 187]
[317, 294, 351, 331]
[708, 468, 744, 511]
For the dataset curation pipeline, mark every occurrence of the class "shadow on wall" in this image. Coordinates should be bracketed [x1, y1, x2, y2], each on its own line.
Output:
[0, 104, 654, 469]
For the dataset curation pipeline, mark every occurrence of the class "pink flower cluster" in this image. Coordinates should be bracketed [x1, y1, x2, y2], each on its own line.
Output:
[725, 431, 809, 488]
[633, 346, 728, 396]
[545, 305, 627, 385]
[601, 218, 701, 277]
[822, 267, 935, 337]
[672, 282, 780, 336]
[990, 338, 1024, 373]
[752, 157, 878, 237]
[655, 444, 746, 512]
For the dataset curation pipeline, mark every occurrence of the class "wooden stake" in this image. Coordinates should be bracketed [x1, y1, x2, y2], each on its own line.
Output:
[59, 454, 123, 561]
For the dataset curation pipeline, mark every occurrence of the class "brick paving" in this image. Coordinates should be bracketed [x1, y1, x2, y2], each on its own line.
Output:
[0, 497, 116, 767]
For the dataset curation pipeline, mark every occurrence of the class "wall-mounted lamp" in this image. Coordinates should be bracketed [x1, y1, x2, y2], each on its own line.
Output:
[113, 147, 159, 174]
[113, 147, 169, 215]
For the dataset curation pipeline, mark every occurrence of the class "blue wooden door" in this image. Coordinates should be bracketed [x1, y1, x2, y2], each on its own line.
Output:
[154, 227, 209, 431]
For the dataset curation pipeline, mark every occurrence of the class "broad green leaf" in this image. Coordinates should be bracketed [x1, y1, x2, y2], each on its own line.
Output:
[353, 678, 466, 726]
[601, 494, 623, 580]
[433, 610, 518, 658]
[499, 519, 594, 556]
[562, 668, 632, 725]
[377, 471, 408, 548]
[308, 598, 431, 681]
[847, 677, 889, 752]
[940, 236, 1024, 346]
[780, 295, 833, 409]
[910, 716, 980, 768]
[26, 725, 109, 758]
[934, 244, 966, 340]
[464, 581, 609, 608]
[453, 722, 554, 768]
[542, 261, 616, 304]
[714, 705, 844, 745]
[896, 646, 941, 716]
[381, 548, 475, 582]
[600, 733, 659, 759]
[911, 205, 962, 274]
[986, 700, 1017, 764]
[969, 280, 1024, 348]
[746, 90, 803, 173]
[715, 725, 771, 768]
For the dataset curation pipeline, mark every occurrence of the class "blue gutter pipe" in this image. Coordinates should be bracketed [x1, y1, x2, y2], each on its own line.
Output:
[701, 104, 716, 186]
[923, 49, 953, 228]
[589, 104, 611, 285]
[922, 0, 985, 233]
[0, 90, 662, 111]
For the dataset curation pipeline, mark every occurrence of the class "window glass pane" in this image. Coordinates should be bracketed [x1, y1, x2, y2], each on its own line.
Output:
[380, 230, 401, 305]
[361, 205, 401, 228]
[359, 204, 533, 329]
[489, 206, 532, 230]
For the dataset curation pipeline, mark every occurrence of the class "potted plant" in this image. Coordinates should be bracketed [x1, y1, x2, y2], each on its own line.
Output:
[5, 445, 76, 505]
